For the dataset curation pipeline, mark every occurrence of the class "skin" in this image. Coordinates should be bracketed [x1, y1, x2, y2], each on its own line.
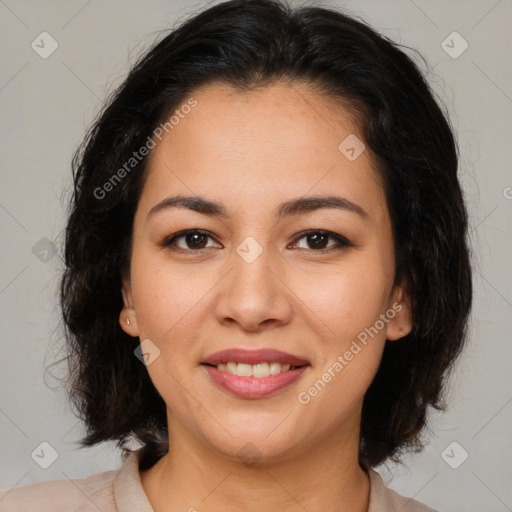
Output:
[120, 80, 412, 512]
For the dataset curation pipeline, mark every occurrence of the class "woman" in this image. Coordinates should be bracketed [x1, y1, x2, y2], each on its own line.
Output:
[0, 0, 472, 510]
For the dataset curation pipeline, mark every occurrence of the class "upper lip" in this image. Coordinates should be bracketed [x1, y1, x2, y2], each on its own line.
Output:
[201, 348, 309, 366]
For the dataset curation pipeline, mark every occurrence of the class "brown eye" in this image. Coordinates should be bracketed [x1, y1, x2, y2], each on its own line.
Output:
[161, 229, 352, 254]
[162, 230, 221, 252]
[291, 230, 352, 253]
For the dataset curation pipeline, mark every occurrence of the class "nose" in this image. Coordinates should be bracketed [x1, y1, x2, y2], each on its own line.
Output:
[214, 241, 293, 332]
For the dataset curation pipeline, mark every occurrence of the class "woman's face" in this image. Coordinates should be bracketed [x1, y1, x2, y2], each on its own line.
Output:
[120, 81, 412, 463]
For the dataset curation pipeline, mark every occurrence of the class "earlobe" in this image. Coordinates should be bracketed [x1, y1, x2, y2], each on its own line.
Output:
[120, 275, 139, 337]
[386, 285, 413, 341]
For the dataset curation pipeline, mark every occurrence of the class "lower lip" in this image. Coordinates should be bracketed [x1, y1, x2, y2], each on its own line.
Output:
[201, 364, 309, 399]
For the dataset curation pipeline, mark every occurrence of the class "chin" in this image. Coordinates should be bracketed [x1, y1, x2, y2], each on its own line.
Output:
[196, 422, 315, 467]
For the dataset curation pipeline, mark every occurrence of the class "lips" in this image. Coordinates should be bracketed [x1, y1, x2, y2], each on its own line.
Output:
[201, 348, 309, 367]
[202, 364, 309, 399]
[201, 348, 310, 398]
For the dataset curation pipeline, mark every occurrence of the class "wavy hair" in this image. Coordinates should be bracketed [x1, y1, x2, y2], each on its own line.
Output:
[57, 0, 472, 471]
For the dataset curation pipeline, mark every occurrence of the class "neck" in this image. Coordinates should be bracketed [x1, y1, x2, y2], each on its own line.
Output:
[140, 413, 370, 512]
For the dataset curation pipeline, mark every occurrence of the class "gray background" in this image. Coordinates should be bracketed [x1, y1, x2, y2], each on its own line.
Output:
[0, 1, 511, 510]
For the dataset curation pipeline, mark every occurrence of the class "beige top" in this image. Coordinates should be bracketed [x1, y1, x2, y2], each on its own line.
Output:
[0, 448, 437, 511]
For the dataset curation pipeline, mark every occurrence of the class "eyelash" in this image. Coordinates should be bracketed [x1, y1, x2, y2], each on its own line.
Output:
[160, 229, 353, 254]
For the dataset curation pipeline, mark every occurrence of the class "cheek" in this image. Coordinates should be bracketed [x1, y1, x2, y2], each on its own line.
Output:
[130, 247, 212, 335]
[295, 267, 390, 417]
[297, 345, 383, 435]
[293, 260, 393, 340]
[127, 263, 210, 390]
[129, 260, 210, 418]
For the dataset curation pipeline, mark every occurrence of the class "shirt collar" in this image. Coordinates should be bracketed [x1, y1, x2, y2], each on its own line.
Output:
[113, 449, 154, 511]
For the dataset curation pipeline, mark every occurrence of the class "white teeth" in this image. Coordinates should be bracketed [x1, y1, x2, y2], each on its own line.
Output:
[215, 361, 293, 377]
[236, 363, 253, 377]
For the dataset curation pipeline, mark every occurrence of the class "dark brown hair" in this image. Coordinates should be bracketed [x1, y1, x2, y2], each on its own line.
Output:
[56, 0, 472, 470]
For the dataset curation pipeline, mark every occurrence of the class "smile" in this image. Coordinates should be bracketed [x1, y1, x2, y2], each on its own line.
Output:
[201, 363, 309, 399]
[213, 361, 299, 377]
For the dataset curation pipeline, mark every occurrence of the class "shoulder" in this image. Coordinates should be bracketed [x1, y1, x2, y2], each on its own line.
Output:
[0, 466, 119, 512]
[368, 469, 439, 512]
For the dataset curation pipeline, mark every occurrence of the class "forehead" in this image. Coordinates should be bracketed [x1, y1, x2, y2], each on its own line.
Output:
[138, 81, 387, 223]
[161, 80, 361, 157]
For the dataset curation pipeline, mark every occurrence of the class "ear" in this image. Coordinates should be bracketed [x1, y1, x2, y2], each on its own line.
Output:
[385, 283, 413, 341]
[120, 274, 140, 337]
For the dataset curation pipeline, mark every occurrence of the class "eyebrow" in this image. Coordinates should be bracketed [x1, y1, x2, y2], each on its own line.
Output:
[147, 194, 368, 221]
